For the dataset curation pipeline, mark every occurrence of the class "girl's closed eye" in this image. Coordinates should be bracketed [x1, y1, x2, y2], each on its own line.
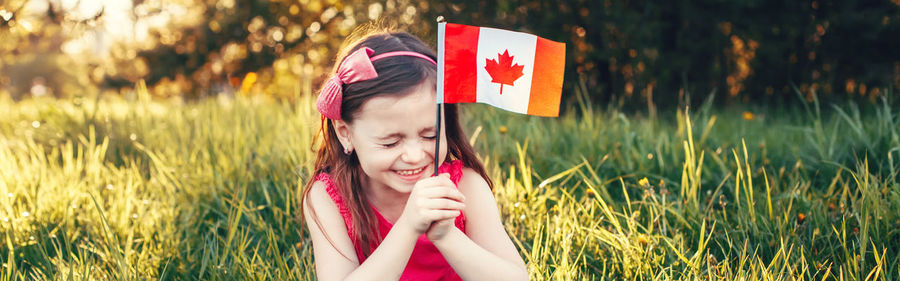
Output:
[381, 136, 433, 147]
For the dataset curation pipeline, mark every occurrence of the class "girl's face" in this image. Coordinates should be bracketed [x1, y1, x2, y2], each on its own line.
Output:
[334, 80, 448, 194]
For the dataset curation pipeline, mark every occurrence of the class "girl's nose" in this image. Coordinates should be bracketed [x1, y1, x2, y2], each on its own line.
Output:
[400, 140, 428, 163]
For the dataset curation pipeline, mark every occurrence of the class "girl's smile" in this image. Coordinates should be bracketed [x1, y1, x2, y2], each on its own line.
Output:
[394, 166, 427, 177]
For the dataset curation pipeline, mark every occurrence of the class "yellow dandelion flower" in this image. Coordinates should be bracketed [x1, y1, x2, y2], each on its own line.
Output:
[498, 126, 508, 134]
[638, 177, 650, 187]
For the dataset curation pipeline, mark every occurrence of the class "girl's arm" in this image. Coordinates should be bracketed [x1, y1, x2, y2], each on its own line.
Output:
[304, 181, 419, 281]
[431, 168, 529, 281]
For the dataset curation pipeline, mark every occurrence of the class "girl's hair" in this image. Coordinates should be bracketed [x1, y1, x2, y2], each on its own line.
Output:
[301, 28, 493, 259]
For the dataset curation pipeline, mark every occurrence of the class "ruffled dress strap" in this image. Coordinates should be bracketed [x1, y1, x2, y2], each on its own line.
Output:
[315, 173, 356, 237]
[438, 160, 464, 185]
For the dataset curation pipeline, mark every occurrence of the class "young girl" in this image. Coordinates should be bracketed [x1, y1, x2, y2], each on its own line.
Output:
[301, 29, 528, 281]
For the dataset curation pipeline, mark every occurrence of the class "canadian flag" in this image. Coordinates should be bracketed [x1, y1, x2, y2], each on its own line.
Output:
[437, 22, 566, 117]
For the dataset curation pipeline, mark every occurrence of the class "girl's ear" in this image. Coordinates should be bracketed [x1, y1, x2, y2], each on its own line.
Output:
[331, 119, 353, 152]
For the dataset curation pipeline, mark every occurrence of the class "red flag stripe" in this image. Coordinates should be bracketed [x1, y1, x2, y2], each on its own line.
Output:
[443, 23, 479, 103]
[527, 37, 566, 116]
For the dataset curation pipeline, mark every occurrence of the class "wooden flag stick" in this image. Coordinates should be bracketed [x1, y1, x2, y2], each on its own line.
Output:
[434, 104, 441, 176]
[434, 15, 446, 177]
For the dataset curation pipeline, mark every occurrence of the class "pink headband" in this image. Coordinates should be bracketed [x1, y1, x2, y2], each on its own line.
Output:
[316, 47, 437, 120]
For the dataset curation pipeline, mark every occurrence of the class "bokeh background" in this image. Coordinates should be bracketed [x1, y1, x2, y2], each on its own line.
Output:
[2, 0, 898, 107]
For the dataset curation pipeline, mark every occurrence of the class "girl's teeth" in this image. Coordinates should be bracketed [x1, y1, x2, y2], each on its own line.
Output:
[397, 167, 424, 176]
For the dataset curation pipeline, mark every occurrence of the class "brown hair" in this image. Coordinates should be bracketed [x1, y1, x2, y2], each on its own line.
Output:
[300, 29, 493, 260]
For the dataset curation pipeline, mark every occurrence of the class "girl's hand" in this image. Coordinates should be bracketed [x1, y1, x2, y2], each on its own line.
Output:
[426, 217, 458, 242]
[397, 173, 466, 236]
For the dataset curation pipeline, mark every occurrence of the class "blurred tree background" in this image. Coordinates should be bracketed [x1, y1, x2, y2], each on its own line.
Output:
[1, 0, 898, 109]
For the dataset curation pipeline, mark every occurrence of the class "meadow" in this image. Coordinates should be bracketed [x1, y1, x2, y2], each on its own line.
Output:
[1, 86, 898, 280]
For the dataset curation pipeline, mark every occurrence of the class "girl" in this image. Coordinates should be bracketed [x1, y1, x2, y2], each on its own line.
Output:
[301, 28, 529, 281]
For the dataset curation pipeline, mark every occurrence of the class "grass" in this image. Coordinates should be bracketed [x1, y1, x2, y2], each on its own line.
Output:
[0, 85, 898, 280]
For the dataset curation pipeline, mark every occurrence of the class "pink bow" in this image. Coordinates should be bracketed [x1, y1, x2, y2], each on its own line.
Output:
[316, 47, 378, 120]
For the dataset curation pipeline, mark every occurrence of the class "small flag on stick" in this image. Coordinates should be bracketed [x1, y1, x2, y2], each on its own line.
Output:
[433, 21, 566, 176]
[437, 22, 566, 117]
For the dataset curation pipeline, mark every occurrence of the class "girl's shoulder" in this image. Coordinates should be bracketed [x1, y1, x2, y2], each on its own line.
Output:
[309, 173, 354, 228]
[456, 165, 491, 195]
[312, 173, 342, 206]
[304, 176, 339, 214]
[302, 178, 345, 231]
[313, 173, 337, 194]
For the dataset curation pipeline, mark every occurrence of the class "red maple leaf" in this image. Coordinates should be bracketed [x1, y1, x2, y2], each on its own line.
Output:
[484, 49, 525, 95]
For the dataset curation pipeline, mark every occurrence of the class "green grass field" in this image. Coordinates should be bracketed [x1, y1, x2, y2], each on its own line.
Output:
[1, 88, 898, 280]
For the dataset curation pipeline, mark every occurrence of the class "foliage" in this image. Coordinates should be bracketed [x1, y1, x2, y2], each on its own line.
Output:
[3, 0, 898, 106]
[1, 84, 899, 279]
[0, 0, 431, 101]
[425, 0, 900, 108]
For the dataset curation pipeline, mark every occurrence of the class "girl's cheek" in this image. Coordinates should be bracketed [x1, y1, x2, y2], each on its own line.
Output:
[374, 149, 399, 161]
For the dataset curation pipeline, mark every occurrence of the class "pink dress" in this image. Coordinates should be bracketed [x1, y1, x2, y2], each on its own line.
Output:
[316, 160, 466, 281]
